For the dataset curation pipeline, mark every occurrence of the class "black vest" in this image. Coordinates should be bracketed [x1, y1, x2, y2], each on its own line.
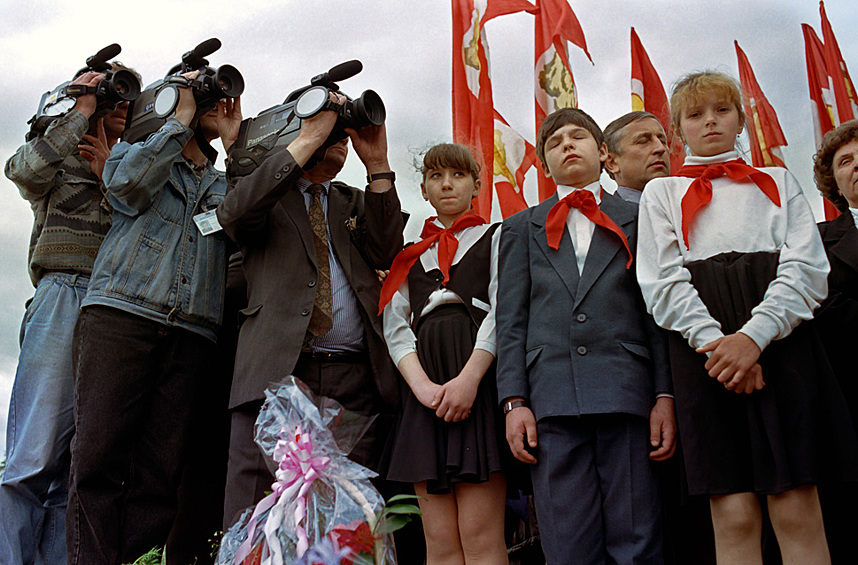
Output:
[407, 224, 500, 331]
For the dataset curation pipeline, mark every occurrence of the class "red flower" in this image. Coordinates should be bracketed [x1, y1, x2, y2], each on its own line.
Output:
[241, 541, 264, 565]
[331, 521, 375, 564]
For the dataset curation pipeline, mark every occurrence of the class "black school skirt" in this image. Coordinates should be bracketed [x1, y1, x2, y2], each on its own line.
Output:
[385, 304, 505, 494]
[670, 251, 858, 495]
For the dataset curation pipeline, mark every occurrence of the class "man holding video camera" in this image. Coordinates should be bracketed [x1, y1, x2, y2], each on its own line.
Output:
[217, 91, 404, 526]
[1, 69, 132, 565]
[66, 72, 240, 564]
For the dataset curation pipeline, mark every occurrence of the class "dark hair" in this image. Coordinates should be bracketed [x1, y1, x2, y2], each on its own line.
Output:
[421, 143, 481, 183]
[813, 120, 858, 212]
[535, 108, 603, 172]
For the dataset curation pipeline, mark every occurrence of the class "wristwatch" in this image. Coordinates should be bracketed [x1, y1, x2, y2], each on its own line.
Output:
[366, 171, 396, 184]
[503, 399, 528, 415]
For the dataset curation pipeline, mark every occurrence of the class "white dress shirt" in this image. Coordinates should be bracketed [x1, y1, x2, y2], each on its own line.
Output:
[555, 180, 602, 274]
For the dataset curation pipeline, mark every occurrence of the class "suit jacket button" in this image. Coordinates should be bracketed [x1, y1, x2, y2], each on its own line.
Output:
[308, 280, 316, 287]
[577, 346, 587, 355]
[274, 173, 282, 180]
[577, 313, 587, 323]
[301, 308, 310, 316]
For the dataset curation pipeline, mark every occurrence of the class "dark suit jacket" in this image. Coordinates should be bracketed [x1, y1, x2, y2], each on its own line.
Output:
[496, 191, 671, 422]
[817, 212, 858, 429]
[216, 149, 404, 409]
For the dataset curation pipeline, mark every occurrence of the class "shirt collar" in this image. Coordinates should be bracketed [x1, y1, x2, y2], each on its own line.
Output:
[850, 207, 858, 230]
[183, 156, 210, 172]
[615, 185, 642, 204]
[297, 178, 331, 195]
[556, 179, 602, 203]
[683, 150, 740, 167]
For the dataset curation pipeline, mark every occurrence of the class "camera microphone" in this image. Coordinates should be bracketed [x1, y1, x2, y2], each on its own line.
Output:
[311, 60, 362, 88]
[86, 43, 121, 70]
[327, 60, 362, 82]
[184, 38, 222, 65]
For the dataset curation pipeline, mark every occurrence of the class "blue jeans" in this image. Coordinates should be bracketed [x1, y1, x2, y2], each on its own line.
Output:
[0, 273, 89, 565]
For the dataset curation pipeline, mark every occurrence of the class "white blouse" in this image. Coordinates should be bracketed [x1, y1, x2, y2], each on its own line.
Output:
[636, 151, 829, 352]
[382, 222, 500, 366]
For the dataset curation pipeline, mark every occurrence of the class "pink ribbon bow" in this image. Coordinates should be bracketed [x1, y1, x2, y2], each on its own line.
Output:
[233, 426, 331, 565]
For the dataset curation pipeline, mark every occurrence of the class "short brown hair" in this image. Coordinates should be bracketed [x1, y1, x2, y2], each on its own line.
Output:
[421, 143, 481, 183]
[670, 71, 745, 142]
[536, 108, 603, 172]
[813, 120, 858, 212]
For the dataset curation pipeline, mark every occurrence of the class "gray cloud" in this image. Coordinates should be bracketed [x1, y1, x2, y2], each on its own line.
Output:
[1, 0, 856, 452]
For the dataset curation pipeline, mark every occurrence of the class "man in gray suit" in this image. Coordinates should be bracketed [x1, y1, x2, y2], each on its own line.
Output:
[603, 111, 670, 205]
[497, 108, 675, 564]
[216, 92, 403, 528]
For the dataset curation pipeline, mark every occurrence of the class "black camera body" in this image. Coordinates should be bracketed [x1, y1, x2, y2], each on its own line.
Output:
[26, 43, 140, 141]
[123, 38, 244, 145]
[228, 60, 384, 178]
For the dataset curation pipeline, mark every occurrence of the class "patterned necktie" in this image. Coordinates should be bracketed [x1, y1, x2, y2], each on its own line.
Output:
[307, 184, 333, 337]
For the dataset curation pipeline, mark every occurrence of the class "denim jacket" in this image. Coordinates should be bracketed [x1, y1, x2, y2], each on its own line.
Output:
[82, 119, 228, 342]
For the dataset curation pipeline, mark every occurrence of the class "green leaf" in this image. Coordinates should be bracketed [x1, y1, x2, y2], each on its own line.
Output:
[385, 493, 421, 504]
[383, 503, 422, 515]
[374, 514, 413, 534]
[124, 547, 163, 565]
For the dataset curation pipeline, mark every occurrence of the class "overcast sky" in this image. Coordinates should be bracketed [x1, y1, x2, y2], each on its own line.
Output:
[1, 0, 856, 452]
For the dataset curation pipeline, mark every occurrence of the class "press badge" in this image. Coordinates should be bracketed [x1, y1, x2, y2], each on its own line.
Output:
[193, 210, 223, 236]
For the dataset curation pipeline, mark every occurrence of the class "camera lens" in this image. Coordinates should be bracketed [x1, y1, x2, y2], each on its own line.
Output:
[109, 70, 142, 102]
[351, 90, 385, 127]
[214, 65, 244, 98]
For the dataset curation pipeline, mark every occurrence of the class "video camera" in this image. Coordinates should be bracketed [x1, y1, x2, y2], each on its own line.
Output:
[227, 60, 385, 178]
[123, 38, 244, 145]
[26, 43, 141, 141]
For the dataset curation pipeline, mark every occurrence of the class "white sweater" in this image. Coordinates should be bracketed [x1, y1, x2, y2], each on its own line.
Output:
[636, 151, 829, 352]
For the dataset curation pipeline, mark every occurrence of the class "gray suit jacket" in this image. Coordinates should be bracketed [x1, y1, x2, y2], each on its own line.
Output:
[216, 149, 404, 409]
[496, 191, 671, 421]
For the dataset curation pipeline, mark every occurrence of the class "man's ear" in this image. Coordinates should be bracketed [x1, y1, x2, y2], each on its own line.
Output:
[604, 152, 621, 176]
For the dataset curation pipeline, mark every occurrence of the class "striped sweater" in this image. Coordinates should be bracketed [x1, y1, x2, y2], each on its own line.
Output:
[5, 110, 113, 286]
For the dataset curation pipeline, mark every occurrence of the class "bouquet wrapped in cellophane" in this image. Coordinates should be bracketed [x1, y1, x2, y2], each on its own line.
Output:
[217, 376, 411, 565]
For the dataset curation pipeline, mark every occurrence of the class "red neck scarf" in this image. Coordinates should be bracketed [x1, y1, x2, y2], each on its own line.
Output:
[545, 188, 633, 269]
[675, 158, 780, 249]
[378, 211, 487, 315]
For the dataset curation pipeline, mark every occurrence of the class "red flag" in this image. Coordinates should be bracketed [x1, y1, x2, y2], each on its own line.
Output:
[734, 41, 788, 169]
[630, 28, 685, 173]
[803, 23, 841, 220]
[534, 0, 591, 202]
[452, 0, 493, 219]
[820, 1, 857, 124]
[493, 109, 536, 217]
[452, 0, 535, 220]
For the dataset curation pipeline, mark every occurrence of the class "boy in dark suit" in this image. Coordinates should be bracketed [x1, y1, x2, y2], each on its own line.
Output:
[496, 108, 675, 565]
